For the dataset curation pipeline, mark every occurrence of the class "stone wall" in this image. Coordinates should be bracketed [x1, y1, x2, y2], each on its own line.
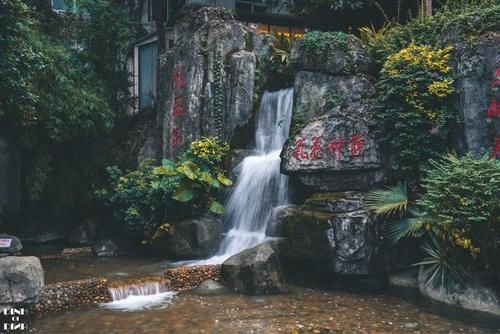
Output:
[31, 278, 111, 314]
[159, 7, 271, 158]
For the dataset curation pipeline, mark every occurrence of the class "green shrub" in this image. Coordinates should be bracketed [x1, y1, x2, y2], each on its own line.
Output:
[367, 154, 500, 290]
[97, 137, 232, 241]
[373, 43, 455, 178]
[420, 154, 500, 261]
[296, 31, 349, 58]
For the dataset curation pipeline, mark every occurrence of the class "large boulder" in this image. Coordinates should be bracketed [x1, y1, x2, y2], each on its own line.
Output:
[271, 192, 377, 275]
[0, 234, 22, 257]
[454, 31, 500, 156]
[418, 268, 500, 319]
[221, 243, 288, 295]
[291, 34, 372, 75]
[160, 7, 270, 157]
[154, 215, 222, 259]
[281, 102, 384, 191]
[0, 256, 44, 304]
[294, 72, 376, 120]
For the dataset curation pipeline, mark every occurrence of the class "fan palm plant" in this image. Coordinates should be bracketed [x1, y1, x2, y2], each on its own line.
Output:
[366, 182, 468, 291]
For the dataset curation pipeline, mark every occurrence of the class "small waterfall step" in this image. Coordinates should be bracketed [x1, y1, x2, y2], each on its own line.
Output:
[102, 276, 176, 311]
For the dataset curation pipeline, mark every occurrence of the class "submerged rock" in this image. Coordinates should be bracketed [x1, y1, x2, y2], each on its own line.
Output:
[192, 279, 230, 296]
[0, 233, 22, 257]
[221, 243, 288, 295]
[0, 256, 44, 304]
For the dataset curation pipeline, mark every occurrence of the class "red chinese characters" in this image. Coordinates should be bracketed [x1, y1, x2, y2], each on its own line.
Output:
[349, 133, 366, 156]
[309, 136, 324, 160]
[293, 133, 366, 161]
[171, 62, 187, 149]
[293, 138, 309, 160]
[172, 96, 185, 117]
[490, 136, 500, 159]
[327, 136, 344, 160]
[172, 63, 186, 90]
[172, 127, 183, 148]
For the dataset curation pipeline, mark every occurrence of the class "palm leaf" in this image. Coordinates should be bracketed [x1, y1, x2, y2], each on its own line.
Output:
[366, 183, 408, 217]
[413, 234, 469, 292]
[386, 218, 425, 243]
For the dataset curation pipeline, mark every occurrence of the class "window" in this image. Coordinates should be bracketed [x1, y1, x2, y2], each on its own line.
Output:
[138, 41, 158, 110]
[52, 0, 77, 12]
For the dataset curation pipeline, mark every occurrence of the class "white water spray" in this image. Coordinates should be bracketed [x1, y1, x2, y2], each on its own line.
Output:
[102, 281, 176, 311]
[205, 88, 294, 263]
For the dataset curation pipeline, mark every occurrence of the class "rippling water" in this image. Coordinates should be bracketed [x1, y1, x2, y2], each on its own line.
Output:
[32, 285, 498, 334]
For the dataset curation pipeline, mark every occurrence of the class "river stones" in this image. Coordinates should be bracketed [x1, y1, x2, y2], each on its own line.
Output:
[221, 243, 288, 295]
[164, 265, 221, 291]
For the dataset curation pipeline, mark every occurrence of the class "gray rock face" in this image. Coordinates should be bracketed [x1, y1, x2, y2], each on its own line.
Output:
[291, 35, 371, 75]
[192, 279, 230, 296]
[454, 32, 500, 156]
[155, 215, 221, 259]
[0, 234, 22, 257]
[294, 72, 376, 120]
[418, 267, 500, 319]
[161, 8, 267, 157]
[221, 243, 288, 295]
[0, 256, 44, 304]
[271, 192, 376, 275]
[281, 102, 384, 191]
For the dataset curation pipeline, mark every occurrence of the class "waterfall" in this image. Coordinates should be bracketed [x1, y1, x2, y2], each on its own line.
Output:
[101, 281, 176, 311]
[206, 88, 294, 263]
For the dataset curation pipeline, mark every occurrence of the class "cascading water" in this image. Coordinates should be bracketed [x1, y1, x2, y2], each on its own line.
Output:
[101, 281, 176, 311]
[207, 88, 294, 263]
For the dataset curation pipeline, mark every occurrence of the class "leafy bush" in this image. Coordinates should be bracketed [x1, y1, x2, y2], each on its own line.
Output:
[362, 0, 500, 64]
[367, 154, 500, 290]
[263, 32, 297, 89]
[373, 43, 455, 177]
[97, 137, 232, 241]
[296, 31, 349, 58]
[420, 154, 500, 260]
[291, 0, 370, 18]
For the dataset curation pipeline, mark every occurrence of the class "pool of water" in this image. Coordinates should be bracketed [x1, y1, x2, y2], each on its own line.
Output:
[31, 286, 499, 334]
[41, 257, 169, 283]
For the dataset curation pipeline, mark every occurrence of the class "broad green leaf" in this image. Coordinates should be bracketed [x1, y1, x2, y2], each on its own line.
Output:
[176, 165, 197, 180]
[172, 188, 195, 202]
[151, 181, 160, 189]
[153, 165, 177, 176]
[199, 172, 214, 184]
[217, 173, 233, 186]
[162, 159, 175, 167]
[209, 201, 225, 215]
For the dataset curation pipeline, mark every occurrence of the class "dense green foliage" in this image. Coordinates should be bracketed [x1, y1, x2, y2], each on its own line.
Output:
[296, 31, 349, 58]
[97, 138, 232, 241]
[291, 0, 371, 21]
[266, 33, 297, 89]
[367, 155, 500, 290]
[373, 44, 456, 177]
[362, 0, 500, 64]
[0, 0, 132, 217]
